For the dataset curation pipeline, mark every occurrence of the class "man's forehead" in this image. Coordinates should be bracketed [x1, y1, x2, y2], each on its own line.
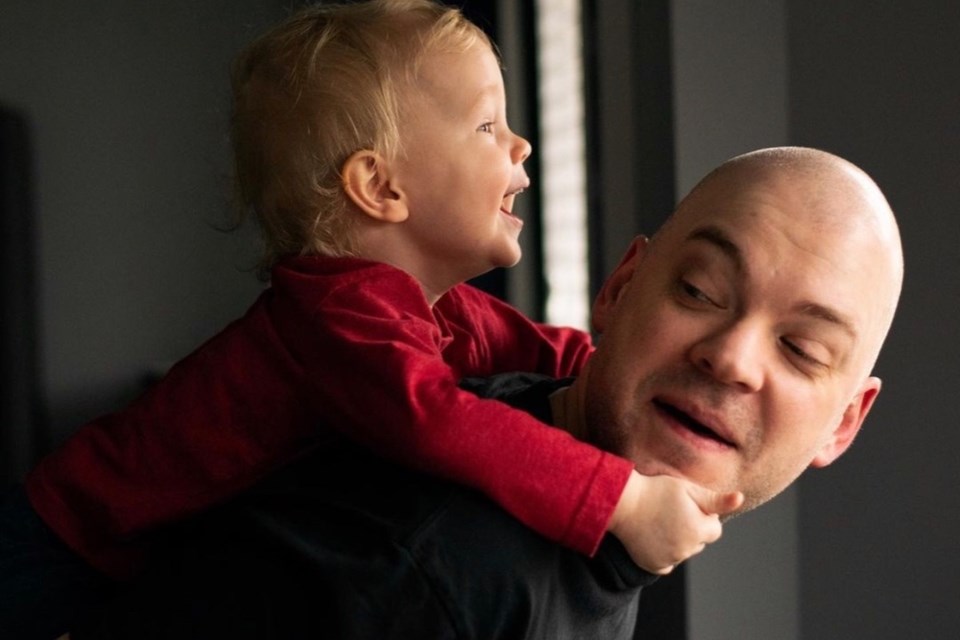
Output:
[682, 225, 744, 273]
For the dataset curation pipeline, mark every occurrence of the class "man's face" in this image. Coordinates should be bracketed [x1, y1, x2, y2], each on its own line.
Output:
[583, 167, 896, 514]
[388, 42, 532, 296]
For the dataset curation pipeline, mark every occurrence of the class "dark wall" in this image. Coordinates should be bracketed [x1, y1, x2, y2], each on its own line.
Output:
[788, 2, 960, 637]
[0, 107, 42, 482]
[668, 3, 797, 639]
[0, 0, 285, 456]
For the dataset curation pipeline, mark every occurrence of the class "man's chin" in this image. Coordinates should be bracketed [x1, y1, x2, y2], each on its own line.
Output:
[631, 459, 688, 482]
[633, 457, 733, 499]
[720, 510, 742, 524]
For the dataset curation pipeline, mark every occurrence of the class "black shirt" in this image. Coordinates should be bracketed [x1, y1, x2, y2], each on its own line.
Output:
[78, 373, 656, 639]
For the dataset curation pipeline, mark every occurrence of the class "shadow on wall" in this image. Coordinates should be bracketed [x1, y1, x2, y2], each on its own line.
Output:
[0, 105, 46, 484]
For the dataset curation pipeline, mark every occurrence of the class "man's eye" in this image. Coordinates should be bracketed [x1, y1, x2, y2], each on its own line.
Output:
[782, 338, 824, 367]
[680, 280, 712, 304]
[477, 122, 494, 134]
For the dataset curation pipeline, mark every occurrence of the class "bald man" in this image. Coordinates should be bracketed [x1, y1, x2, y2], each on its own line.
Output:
[72, 147, 903, 639]
[579, 146, 902, 518]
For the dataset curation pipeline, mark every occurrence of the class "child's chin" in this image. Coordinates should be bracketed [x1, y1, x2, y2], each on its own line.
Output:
[499, 247, 523, 268]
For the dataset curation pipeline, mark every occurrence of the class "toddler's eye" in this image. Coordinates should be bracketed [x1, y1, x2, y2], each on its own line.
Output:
[477, 122, 494, 134]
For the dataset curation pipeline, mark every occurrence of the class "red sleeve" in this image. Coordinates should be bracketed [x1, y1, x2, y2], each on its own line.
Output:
[24, 292, 316, 579]
[271, 264, 632, 556]
[435, 284, 594, 379]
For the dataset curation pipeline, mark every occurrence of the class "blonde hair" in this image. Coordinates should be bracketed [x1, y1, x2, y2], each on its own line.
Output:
[230, 0, 492, 276]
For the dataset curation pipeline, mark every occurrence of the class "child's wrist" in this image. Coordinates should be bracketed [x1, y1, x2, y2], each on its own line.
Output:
[608, 469, 643, 536]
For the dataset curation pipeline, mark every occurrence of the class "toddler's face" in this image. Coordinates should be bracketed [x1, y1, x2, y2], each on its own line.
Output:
[389, 43, 532, 295]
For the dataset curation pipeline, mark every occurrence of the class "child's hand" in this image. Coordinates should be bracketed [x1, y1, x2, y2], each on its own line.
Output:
[608, 469, 743, 575]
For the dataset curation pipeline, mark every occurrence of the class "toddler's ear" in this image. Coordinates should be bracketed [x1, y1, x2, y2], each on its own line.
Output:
[341, 150, 409, 223]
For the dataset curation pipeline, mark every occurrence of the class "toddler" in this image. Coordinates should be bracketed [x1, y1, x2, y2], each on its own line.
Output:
[22, 0, 739, 602]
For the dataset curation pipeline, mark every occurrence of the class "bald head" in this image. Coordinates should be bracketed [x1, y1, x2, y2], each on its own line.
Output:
[574, 147, 903, 512]
[657, 146, 903, 375]
[679, 148, 899, 253]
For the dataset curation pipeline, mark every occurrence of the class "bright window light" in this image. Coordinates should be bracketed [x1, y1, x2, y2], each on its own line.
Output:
[535, 0, 589, 330]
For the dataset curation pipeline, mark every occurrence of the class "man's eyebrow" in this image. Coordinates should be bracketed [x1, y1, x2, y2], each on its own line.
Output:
[797, 302, 858, 339]
[686, 225, 858, 339]
[686, 225, 744, 273]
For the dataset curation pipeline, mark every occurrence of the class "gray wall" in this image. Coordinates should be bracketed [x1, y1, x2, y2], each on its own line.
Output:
[0, 0, 285, 452]
[672, 1, 960, 638]
[789, 2, 960, 638]
[670, 3, 798, 640]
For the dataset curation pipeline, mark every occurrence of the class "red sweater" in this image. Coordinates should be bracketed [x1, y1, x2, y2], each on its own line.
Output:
[26, 256, 633, 579]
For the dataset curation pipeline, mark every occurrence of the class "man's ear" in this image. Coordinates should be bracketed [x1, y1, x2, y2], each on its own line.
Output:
[341, 149, 408, 223]
[810, 377, 882, 468]
[591, 236, 648, 333]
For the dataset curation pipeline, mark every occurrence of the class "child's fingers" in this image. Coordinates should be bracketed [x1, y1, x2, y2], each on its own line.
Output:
[652, 563, 678, 576]
[689, 486, 744, 516]
[686, 487, 743, 546]
[714, 490, 744, 515]
[698, 513, 723, 545]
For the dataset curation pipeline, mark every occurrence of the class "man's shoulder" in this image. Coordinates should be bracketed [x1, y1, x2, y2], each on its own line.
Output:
[402, 483, 648, 639]
[154, 371, 644, 638]
[460, 372, 571, 421]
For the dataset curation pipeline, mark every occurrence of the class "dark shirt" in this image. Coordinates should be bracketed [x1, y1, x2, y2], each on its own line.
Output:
[76, 373, 656, 639]
[0, 485, 114, 640]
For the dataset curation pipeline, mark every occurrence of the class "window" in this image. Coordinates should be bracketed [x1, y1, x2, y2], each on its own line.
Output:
[534, 0, 589, 329]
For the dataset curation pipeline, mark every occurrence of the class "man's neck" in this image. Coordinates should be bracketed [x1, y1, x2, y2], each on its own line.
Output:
[549, 382, 589, 442]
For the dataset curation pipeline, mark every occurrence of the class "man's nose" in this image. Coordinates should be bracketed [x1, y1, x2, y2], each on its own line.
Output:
[689, 321, 765, 392]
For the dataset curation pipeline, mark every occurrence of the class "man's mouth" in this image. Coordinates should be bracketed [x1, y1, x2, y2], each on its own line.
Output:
[653, 399, 736, 448]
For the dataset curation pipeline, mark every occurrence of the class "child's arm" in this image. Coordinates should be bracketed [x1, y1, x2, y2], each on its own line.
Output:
[608, 470, 744, 573]
[436, 283, 594, 379]
[25, 292, 319, 579]
[440, 285, 745, 569]
[19, 269, 584, 581]
[269, 261, 651, 556]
